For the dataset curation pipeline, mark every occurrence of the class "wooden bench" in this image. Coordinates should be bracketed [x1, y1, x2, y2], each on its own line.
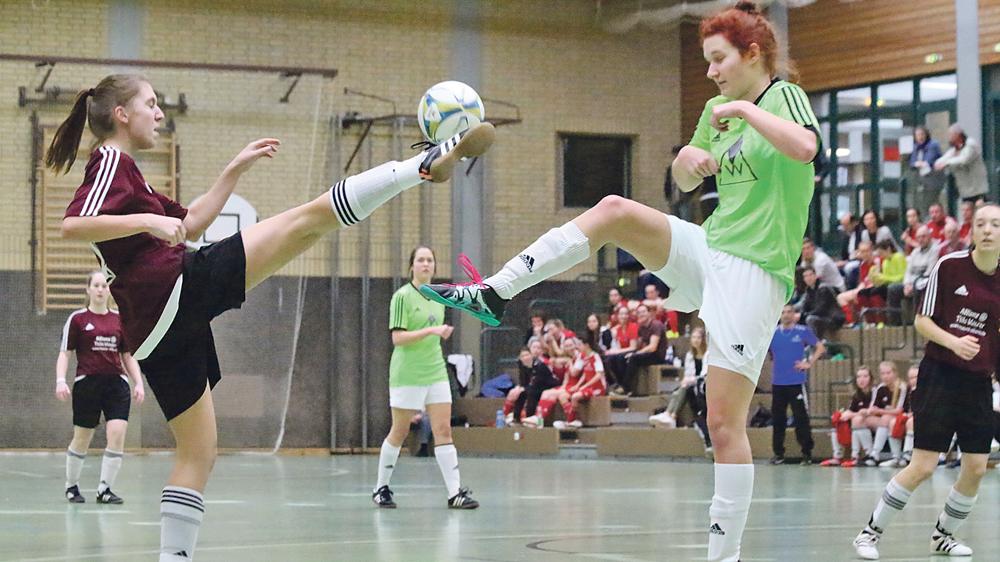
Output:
[453, 395, 612, 427]
[635, 364, 682, 396]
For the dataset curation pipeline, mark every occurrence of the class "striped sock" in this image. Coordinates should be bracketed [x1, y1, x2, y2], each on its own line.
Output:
[160, 486, 204, 561]
[328, 154, 423, 228]
[98, 449, 123, 494]
[867, 477, 912, 535]
[66, 448, 86, 488]
[935, 487, 976, 536]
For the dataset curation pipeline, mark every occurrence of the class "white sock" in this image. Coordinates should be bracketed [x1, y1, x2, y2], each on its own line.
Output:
[66, 448, 85, 488]
[852, 428, 873, 458]
[708, 463, 753, 562]
[866, 477, 912, 535]
[872, 427, 889, 460]
[903, 432, 913, 454]
[375, 440, 402, 491]
[98, 449, 123, 494]
[483, 221, 591, 300]
[936, 487, 976, 536]
[434, 443, 461, 498]
[888, 437, 902, 459]
[329, 154, 423, 227]
[160, 486, 204, 561]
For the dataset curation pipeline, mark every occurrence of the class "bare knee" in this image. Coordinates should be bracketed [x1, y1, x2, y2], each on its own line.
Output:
[432, 424, 452, 444]
[961, 461, 988, 482]
[707, 411, 742, 450]
[387, 421, 411, 447]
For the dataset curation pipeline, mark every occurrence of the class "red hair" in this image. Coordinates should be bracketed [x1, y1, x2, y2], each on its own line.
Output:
[700, 1, 794, 80]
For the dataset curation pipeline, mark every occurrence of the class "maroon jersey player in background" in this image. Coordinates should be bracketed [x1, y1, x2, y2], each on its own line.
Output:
[853, 204, 1000, 560]
[55, 271, 144, 505]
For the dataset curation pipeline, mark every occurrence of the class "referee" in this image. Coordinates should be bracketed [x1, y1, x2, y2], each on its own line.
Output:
[853, 204, 1000, 560]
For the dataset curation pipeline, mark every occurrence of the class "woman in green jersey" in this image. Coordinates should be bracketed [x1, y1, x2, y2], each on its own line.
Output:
[372, 246, 479, 510]
[421, 3, 817, 559]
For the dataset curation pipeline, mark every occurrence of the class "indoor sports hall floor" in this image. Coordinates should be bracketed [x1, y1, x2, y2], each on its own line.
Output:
[0, 453, 995, 561]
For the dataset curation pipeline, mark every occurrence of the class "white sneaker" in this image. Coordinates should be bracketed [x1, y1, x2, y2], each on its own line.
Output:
[930, 533, 972, 556]
[878, 457, 901, 468]
[504, 412, 514, 425]
[853, 530, 880, 560]
[568, 420, 583, 429]
[648, 411, 676, 428]
[552, 421, 567, 430]
[521, 415, 540, 428]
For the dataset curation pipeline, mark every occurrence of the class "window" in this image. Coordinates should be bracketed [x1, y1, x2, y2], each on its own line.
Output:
[560, 134, 632, 207]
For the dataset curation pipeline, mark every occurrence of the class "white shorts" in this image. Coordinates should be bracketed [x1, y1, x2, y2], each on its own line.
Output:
[389, 380, 452, 410]
[651, 215, 786, 384]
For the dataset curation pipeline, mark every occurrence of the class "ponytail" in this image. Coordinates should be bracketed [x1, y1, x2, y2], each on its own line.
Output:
[45, 89, 93, 174]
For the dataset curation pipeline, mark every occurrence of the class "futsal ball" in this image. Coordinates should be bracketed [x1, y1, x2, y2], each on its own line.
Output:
[417, 81, 485, 144]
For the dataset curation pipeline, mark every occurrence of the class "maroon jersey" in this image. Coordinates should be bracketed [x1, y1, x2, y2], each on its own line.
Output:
[61, 308, 126, 376]
[64, 147, 188, 358]
[920, 250, 1000, 375]
[872, 383, 905, 411]
[848, 389, 873, 412]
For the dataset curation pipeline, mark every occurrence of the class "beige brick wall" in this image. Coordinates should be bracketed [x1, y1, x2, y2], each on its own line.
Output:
[0, 0, 681, 280]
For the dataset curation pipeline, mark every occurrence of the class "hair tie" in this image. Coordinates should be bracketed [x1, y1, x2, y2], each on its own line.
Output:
[87, 88, 95, 97]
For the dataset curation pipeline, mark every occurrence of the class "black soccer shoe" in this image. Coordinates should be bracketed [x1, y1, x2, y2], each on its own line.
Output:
[447, 487, 480, 510]
[65, 485, 84, 504]
[96, 488, 124, 504]
[372, 485, 397, 509]
[417, 123, 495, 183]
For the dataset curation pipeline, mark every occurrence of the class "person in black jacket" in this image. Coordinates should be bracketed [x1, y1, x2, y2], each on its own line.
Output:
[796, 265, 845, 339]
[506, 346, 560, 424]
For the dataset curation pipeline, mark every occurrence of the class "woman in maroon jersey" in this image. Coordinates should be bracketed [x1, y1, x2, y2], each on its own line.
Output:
[46, 74, 493, 561]
[853, 204, 1000, 560]
[55, 270, 144, 505]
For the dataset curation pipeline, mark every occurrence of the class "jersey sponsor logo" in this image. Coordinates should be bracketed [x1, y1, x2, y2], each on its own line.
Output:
[949, 307, 988, 337]
[709, 523, 726, 535]
[718, 136, 758, 186]
[519, 253, 535, 273]
[954, 285, 969, 296]
[731, 344, 745, 356]
[85, 323, 95, 331]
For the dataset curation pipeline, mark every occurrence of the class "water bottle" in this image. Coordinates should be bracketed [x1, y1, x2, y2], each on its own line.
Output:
[495, 409, 505, 428]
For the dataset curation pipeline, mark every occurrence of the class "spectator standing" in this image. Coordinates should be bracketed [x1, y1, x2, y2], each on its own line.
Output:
[800, 237, 845, 292]
[909, 126, 944, 212]
[768, 305, 825, 465]
[933, 124, 989, 203]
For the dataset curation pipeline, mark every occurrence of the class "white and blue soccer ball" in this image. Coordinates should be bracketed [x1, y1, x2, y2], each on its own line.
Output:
[417, 81, 485, 144]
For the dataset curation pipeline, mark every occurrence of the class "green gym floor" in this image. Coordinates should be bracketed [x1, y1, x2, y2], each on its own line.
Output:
[0, 453, 995, 561]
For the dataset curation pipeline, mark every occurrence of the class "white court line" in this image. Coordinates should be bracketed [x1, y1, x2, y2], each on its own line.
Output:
[285, 502, 326, 507]
[9, 520, 953, 561]
[1, 470, 47, 478]
[127, 522, 161, 526]
[0, 510, 132, 515]
[203, 500, 245, 505]
[517, 495, 564, 500]
[667, 544, 709, 549]
[579, 554, 649, 562]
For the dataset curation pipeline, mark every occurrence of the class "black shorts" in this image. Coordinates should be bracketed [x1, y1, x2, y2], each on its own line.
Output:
[72, 375, 131, 429]
[139, 232, 246, 421]
[911, 356, 995, 454]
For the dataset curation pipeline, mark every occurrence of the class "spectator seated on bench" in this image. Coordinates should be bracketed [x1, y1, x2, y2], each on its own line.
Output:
[821, 366, 875, 467]
[552, 337, 607, 429]
[504, 344, 559, 425]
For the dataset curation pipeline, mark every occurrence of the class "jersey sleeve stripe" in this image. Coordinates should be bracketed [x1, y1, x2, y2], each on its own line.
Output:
[60, 309, 86, 351]
[920, 250, 968, 316]
[781, 88, 806, 125]
[789, 88, 816, 127]
[79, 147, 111, 216]
[86, 148, 121, 216]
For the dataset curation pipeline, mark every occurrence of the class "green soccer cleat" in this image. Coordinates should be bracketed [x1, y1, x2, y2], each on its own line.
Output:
[418, 254, 506, 327]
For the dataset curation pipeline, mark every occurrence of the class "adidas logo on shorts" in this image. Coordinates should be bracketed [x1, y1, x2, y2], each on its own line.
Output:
[709, 523, 726, 536]
[730, 344, 745, 356]
[519, 254, 535, 273]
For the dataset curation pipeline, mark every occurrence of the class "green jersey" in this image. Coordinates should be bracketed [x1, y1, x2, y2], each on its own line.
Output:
[389, 282, 448, 387]
[690, 79, 818, 298]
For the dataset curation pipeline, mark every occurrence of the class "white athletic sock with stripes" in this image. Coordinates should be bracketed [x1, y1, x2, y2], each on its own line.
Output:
[98, 449, 123, 494]
[707, 463, 753, 562]
[160, 486, 204, 561]
[375, 440, 402, 491]
[484, 221, 591, 300]
[872, 427, 889, 460]
[903, 431, 914, 454]
[434, 443, 461, 498]
[866, 477, 912, 535]
[328, 154, 424, 228]
[66, 448, 86, 488]
[935, 487, 976, 536]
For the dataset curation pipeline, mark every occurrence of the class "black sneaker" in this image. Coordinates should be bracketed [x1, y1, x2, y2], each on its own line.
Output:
[417, 123, 496, 183]
[447, 487, 479, 509]
[372, 485, 396, 509]
[769, 456, 785, 465]
[800, 455, 813, 466]
[418, 255, 506, 327]
[65, 485, 84, 504]
[416, 443, 430, 457]
[96, 488, 123, 504]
